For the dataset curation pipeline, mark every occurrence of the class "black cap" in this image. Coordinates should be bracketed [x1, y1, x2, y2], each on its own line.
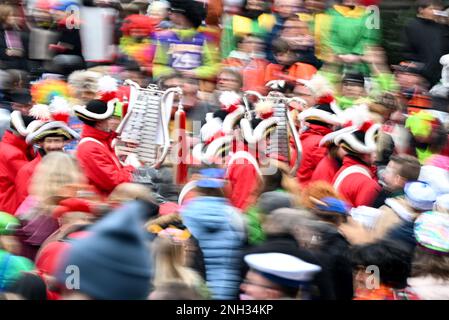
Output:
[168, 0, 206, 28]
[392, 61, 424, 76]
[342, 72, 365, 85]
[9, 89, 32, 105]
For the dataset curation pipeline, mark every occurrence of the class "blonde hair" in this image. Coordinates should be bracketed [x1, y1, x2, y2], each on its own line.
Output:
[0, 5, 13, 26]
[108, 183, 156, 205]
[29, 152, 85, 208]
[152, 236, 201, 289]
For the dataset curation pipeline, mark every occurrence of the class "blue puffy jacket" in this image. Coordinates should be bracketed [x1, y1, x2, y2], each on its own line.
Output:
[181, 196, 246, 300]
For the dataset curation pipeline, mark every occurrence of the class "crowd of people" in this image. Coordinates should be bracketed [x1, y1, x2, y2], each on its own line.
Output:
[0, 0, 449, 301]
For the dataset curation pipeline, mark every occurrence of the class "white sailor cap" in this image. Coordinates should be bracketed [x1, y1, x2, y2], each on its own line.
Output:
[244, 253, 322, 287]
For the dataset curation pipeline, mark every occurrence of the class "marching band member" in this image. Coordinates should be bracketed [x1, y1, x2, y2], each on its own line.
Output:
[296, 75, 343, 186]
[15, 97, 79, 205]
[73, 93, 137, 197]
[331, 121, 382, 207]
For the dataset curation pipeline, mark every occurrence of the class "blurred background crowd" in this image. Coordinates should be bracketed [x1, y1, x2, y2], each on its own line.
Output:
[0, 0, 449, 301]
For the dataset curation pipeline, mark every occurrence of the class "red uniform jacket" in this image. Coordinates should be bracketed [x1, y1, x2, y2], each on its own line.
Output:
[332, 155, 381, 208]
[310, 154, 340, 184]
[76, 125, 135, 197]
[226, 153, 261, 212]
[15, 153, 42, 207]
[297, 124, 333, 185]
[0, 131, 30, 214]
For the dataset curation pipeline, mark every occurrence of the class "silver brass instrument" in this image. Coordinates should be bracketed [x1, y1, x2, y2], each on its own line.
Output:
[115, 80, 183, 169]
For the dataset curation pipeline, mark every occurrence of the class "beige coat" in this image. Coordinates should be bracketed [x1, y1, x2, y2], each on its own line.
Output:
[340, 196, 421, 245]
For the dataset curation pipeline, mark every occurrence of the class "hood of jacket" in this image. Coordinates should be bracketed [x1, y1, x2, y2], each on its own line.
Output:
[384, 196, 421, 223]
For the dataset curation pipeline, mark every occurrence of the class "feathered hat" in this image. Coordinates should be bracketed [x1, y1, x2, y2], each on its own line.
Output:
[25, 96, 79, 144]
[73, 76, 123, 124]
[193, 92, 245, 164]
[332, 121, 381, 154]
[10, 111, 45, 138]
[240, 99, 280, 144]
[193, 113, 235, 165]
[200, 91, 245, 142]
[297, 74, 343, 125]
[298, 102, 343, 126]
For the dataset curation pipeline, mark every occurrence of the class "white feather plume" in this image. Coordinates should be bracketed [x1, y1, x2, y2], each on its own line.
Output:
[219, 91, 241, 107]
[98, 75, 118, 92]
[201, 117, 223, 143]
[49, 96, 71, 115]
[302, 74, 334, 98]
[29, 104, 51, 121]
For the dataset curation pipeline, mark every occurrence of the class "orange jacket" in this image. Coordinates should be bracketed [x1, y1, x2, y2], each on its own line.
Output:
[223, 57, 270, 94]
[265, 62, 317, 83]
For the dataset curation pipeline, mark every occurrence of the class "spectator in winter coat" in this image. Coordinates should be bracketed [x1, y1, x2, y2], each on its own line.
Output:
[220, 0, 273, 59]
[180, 168, 246, 299]
[300, 181, 354, 300]
[265, 39, 318, 85]
[323, 0, 380, 76]
[223, 34, 270, 94]
[15, 152, 85, 261]
[372, 155, 421, 208]
[280, 14, 322, 71]
[401, 0, 449, 87]
[340, 181, 437, 249]
[56, 201, 153, 300]
[351, 240, 419, 300]
[0, 4, 28, 71]
[265, 0, 303, 63]
[254, 207, 343, 300]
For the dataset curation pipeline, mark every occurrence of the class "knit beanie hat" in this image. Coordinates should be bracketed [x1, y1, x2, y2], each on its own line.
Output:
[56, 201, 153, 300]
[257, 191, 294, 215]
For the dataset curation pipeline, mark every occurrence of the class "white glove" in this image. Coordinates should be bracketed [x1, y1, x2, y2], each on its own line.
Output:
[125, 153, 142, 169]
